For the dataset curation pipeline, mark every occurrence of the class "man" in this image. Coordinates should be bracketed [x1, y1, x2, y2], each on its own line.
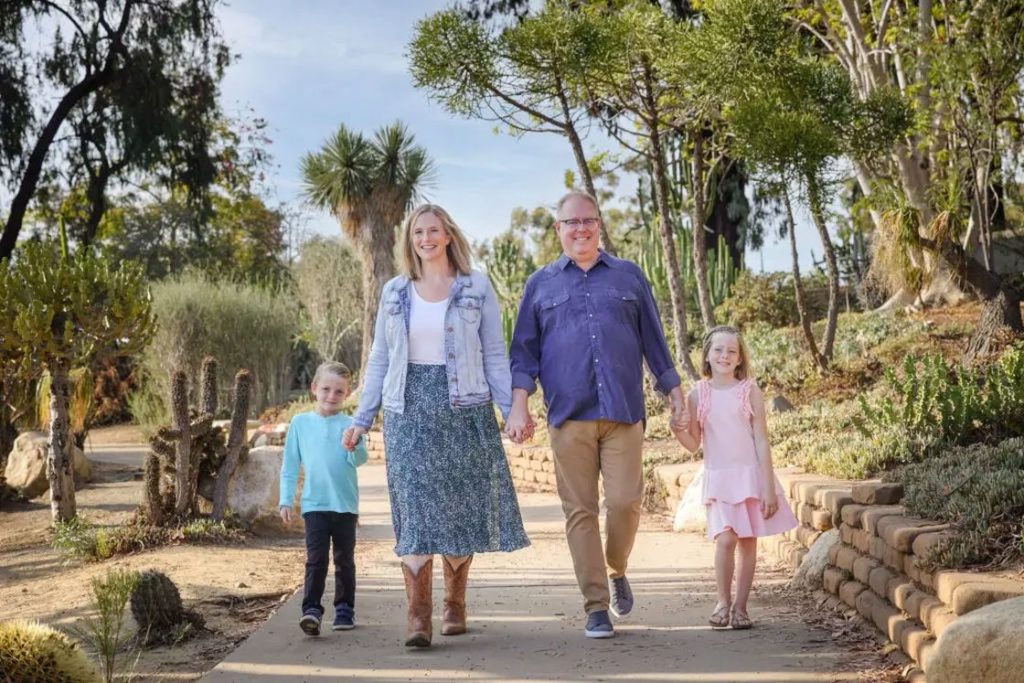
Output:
[507, 190, 685, 638]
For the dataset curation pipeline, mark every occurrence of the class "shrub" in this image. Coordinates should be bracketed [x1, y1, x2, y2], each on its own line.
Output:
[896, 438, 1024, 569]
[139, 272, 298, 418]
[715, 271, 800, 329]
[52, 516, 102, 564]
[177, 518, 244, 544]
[73, 569, 141, 683]
[0, 620, 100, 682]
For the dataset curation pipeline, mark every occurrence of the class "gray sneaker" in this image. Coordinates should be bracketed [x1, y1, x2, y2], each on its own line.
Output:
[610, 576, 633, 617]
[584, 609, 615, 638]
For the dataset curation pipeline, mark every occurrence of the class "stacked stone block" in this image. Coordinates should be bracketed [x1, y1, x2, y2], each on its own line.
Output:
[759, 469, 1024, 678]
[504, 441, 558, 492]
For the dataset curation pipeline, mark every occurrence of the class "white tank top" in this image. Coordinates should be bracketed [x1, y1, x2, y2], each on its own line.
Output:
[408, 285, 448, 365]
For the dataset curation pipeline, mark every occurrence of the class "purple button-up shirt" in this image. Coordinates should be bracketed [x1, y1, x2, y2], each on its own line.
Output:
[510, 251, 681, 428]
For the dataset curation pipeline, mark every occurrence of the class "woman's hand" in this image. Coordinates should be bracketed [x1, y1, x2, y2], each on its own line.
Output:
[761, 486, 778, 519]
[343, 425, 366, 451]
[505, 406, 533, 444]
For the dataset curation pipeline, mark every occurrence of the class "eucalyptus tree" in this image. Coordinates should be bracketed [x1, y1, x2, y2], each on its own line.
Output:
[0, 0, 229, 260]
[301, 122, 434, 373]
[680, 0, 911, 368]
[409, 5, 618, 254]
[793, 0, 1024, 352]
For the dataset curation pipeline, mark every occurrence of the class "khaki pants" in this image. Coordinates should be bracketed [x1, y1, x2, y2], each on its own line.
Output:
[548, 419, 644, 614]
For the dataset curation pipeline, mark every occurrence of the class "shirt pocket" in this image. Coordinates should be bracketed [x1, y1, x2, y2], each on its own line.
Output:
[383, 296, 404, 342]
[454, 295, 483, 325]
[600, 287, 639, 326]
[536, 291, 571, 331]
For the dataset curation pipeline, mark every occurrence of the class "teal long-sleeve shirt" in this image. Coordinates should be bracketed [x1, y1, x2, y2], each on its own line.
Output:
[279, 411, 368, 515]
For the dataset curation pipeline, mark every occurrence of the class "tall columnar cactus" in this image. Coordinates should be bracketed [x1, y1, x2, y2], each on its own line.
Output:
[142, 357, 252, 525]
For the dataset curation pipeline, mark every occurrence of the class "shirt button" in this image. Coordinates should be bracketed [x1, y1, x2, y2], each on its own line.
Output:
[447, 327, 453, 332]
[448, 353, 455, 359]
[589, 313, 593, 317]
[586, 292, 590, 297]
[592, 335, 596, 339]
[594, 359, 599, 363]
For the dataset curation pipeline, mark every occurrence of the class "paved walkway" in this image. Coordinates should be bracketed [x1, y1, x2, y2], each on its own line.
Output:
[204, 463, 861, 682]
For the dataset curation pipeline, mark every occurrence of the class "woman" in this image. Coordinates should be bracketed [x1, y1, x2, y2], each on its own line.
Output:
[343, 203, 529, 648]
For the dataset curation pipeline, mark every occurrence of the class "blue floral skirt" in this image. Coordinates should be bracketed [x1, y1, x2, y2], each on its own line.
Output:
[383, 363, 530, 556]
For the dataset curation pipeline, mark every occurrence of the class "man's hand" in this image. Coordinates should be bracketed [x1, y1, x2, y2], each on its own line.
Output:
[668, 386, 687, 431]
[279, 506, 293, 525]
[343, 425, 366, 451]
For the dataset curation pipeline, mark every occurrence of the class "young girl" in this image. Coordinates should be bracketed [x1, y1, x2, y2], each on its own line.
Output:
[671, 325, 797, 630]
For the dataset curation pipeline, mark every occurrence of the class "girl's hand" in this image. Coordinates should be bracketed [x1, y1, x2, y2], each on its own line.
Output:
[343, 425, 366, 451]
[279, 506, 293, 525]
[761, 487, 778, 519]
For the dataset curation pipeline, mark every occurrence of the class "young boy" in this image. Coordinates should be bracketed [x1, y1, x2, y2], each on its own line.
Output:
[279, 361, 368, 636]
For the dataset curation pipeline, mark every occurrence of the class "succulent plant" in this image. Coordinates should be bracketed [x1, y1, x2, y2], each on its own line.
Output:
[130, 570, 185, 633]
[0, 619, 101, 682]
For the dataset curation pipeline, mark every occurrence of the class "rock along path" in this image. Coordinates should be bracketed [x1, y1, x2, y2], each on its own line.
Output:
[204, 462, 865, 682]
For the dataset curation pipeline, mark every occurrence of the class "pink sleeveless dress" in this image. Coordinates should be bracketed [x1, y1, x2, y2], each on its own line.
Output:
[697, 378, 798, 540]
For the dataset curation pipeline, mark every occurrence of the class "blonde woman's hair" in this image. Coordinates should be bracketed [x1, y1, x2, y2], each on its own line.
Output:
[398, 204, 473, 280]
[700, 325, 753, 380]
[312, 361, 352, 385]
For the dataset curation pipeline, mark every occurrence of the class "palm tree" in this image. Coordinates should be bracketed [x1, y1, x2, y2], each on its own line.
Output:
[302, 122, 434, 374]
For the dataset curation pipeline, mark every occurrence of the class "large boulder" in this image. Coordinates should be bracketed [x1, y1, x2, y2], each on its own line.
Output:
[927, 595, 1024, 682]
[3, 432, 92, 499]
[227, 446, 290, 530]
[790, 528, 840, 590]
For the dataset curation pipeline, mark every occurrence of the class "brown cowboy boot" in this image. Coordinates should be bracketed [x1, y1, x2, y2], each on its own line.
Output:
[441, 555, 473, 636]
[401, 558, 433, 647]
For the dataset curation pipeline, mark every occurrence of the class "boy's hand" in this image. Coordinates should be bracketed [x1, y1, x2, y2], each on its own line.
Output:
[343, 425, 366, 451]
[279, 506, 293, 525]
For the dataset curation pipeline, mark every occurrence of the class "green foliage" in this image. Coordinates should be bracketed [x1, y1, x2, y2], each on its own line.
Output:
[52, 516, 102, 564]
[293, 236, 363, 371]
[35, 368, 94, 436]
[857, 344, 1024, 446]
[130, 570, 204, 646]
[0, 241, 155, 382]
[897, 438, 1024, 569]
[52, 517, 171, 563]
[177, 518, 244, 544]
[0, 620, 101, 683]
[141, 272, 298, 416]
[480, 229, 536, 345]
[716, 272, 800, 329]
[73, 569, 141, 683]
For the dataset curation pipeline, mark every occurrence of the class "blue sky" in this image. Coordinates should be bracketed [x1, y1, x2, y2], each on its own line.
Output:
[217, 1, 819, 271]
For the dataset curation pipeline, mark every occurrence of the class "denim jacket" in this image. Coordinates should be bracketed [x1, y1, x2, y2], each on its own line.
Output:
[352, 269, 513, 429]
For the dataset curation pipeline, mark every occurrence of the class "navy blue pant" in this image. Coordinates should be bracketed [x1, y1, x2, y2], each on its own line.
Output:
[302, 511, 357, 616]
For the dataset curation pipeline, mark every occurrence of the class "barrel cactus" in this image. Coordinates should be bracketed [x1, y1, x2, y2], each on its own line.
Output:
[0, 620, 100, 682]
[130, 570, 185, 632]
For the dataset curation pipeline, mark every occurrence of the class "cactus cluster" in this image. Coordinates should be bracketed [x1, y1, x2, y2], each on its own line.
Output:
[142, 357, 251, 525]
[129, 570, 204, 645]
[0, 620, 101, 682]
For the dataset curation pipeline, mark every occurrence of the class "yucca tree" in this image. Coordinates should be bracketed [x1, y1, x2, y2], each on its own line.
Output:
[302, 122, 434, 373]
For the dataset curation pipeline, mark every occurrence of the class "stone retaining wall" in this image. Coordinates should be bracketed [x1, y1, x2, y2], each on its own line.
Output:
[759, 469, 1024, 679]
[362, 432, 557, 492]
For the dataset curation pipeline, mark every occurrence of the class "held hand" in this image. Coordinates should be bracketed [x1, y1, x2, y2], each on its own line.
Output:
[761, 488, 778, 519]
[504, 406, 533, 444]
[668, 391, 687, 431]
[342, 425, 366, 452]
[279, 506, 293, 526]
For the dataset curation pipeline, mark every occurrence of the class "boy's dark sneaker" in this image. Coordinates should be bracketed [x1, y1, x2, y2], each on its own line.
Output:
[610, 575, 634, 617]
[299, 610, 322, 636]
[332, 603, 355, 631]
[584, 609, 615, 638]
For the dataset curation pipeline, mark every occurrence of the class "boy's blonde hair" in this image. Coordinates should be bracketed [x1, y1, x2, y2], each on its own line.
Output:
[312, 361, 352, 386]
[398, 204, 473, 280]
[700, 325, 753, 380]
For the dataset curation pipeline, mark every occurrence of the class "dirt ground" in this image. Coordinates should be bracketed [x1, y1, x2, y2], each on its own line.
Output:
[1, 426, 905, 682]
[0, 426, 310, 681]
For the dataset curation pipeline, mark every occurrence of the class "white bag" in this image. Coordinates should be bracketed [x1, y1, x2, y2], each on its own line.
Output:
[672, 465, 707, 533]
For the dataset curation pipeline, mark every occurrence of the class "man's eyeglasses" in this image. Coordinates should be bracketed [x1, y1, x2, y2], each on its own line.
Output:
[559, 217, 600, 228]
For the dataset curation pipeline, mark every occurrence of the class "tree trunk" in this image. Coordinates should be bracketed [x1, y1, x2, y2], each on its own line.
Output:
[705, 158, 747, 268]
[690, 132, 715, 329]
[556, 81, 616, 256]
[649, 117, 699, 380]
[784, 189, 826, 371]
[0, 67, 117, 260]
[47, 361, 76, 522]
[806, 176, 840, 363]
[965, 288, 1023, 360]
[356, 214, 399, 376]
[212, 370, 252, 521]
[171, 371, 193, 517]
